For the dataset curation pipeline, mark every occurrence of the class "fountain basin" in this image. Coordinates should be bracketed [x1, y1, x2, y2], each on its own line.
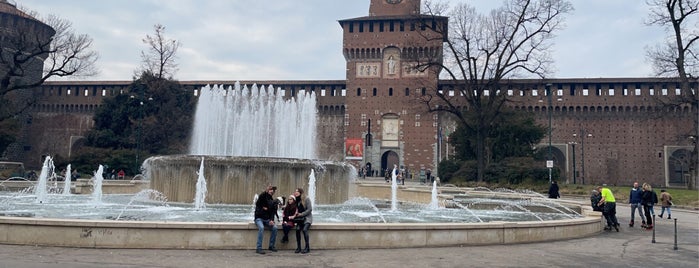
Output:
[0, 211, 602, 249]
[145, 155, 353, 204]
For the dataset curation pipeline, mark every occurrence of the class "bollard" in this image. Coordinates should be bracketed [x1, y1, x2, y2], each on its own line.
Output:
[651, 214, 656, 243]
[673, 218, 678, 250]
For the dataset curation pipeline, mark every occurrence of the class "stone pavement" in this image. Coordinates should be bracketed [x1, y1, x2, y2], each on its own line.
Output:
[0, 193, 697, 267]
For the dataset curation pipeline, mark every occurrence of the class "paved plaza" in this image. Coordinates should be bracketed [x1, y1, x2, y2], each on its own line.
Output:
[0, 193, 696, 268]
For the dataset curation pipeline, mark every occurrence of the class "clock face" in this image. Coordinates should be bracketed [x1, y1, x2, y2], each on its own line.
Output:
[386, 0, 402, 4]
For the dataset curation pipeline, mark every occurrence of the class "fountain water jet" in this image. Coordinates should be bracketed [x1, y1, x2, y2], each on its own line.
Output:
[91, 165, 104, 203]
[62, 164, 72, 195]
[34, 156, 53, 203]
[427, 180, 439, 210]
[194, 158, 207, 210]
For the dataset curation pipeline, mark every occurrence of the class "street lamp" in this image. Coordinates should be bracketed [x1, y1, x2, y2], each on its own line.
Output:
[576, 130, 592, 185]
[131, 95, 152, 174]
[546, 83, 553, 183]
[568, 141, 577, 184]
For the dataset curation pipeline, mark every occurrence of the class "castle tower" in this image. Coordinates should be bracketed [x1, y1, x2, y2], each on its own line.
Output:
[0, 0, 55, 163]
[339, 0, 448, 176]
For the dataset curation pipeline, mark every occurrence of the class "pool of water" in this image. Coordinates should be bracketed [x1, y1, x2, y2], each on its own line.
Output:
[0, 191, 581, 223]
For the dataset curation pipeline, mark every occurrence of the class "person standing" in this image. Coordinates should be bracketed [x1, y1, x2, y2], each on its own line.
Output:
[640, 183, 657, 230]
[548, 181, 560, 199]
[659, 189, 673, 219]
[628, 182, 645, 227]
[280, 194, 297, 244]
[291, 188, 313, 254]
[254, 185, 278, 254]
[596, 185, 620, 232]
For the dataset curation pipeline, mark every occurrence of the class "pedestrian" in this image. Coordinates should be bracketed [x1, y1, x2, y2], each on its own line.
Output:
[253, 185, 278, 254]
[590, 189, 603, 212]
[659, 189, 673, 219]
[628, 181, 645, 227]
[280, 194, 297, 244]
[640, 183, 657, 230]
[596, 185, 620, 232]
[548, 181, 560, 199]
[290, 187, 312, 254]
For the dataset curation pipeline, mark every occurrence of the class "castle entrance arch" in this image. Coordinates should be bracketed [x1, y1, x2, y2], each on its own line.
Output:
[381, 151, 399, 177]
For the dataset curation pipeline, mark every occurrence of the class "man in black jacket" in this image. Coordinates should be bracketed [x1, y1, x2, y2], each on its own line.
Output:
[254, 185, 278, 254]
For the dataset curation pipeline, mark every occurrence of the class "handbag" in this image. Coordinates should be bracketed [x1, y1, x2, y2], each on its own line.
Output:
[293, 216, 306, 225]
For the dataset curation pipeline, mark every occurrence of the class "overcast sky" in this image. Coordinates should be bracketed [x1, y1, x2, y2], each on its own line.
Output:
[17, 0, 667, 81]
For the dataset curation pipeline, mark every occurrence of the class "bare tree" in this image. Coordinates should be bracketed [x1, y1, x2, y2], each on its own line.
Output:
[414, 0, 572, 181]
[140, 24, 179, 79]
[646, 0, 698, 188]
[0, 11, 99, 122]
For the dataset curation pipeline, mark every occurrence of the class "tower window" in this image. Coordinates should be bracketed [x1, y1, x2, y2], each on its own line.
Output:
[357, 88, 361, 96]
[373, 88, 377, 96]
[389, 88, 393, 96]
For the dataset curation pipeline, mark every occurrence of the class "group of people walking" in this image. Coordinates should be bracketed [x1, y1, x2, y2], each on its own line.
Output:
[254, 185, 312, 255]
[628, 181, 674, 230]
[591, 182, 674, 232]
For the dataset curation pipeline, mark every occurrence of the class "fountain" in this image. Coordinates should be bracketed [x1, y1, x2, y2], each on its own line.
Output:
[0, 82, 603, 249]
[146, 83, 353, 204]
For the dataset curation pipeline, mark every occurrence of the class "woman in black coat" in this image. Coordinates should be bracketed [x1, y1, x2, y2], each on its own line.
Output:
[548, 181, 560, 199]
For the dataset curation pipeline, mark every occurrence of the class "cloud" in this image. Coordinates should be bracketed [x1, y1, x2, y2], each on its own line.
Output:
[17, 0, 667, 81]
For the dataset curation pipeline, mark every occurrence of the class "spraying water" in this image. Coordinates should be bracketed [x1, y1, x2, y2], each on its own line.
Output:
[91, 165, 104, 203]
[308, 169, 316, 208]
[34, 156, 54, 203]
[189, 83, 317, 159]
[390, 165, 397, 211]
[62, 164, 72, 195]
[427, 180, 439, 210]
[194, 158, 207, 210]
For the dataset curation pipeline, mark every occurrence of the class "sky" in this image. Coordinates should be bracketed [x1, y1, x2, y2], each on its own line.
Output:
[15, 0, 668, 82]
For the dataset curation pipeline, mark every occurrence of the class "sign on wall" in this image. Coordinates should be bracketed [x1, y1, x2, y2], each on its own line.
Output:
[345, 138, 363, 160]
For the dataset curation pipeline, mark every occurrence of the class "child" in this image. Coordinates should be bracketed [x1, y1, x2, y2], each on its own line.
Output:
[281, 195, 297, 243]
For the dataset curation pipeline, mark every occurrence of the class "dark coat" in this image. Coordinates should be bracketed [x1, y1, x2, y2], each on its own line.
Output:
[548, 183, 560, 198]
[254, 192, 276, 220]
[629, 187, 643, 204]
[641, 190, 657, 207]
[590, 193, 603, 212]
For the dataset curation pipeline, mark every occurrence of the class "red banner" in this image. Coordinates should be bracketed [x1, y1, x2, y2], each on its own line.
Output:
[345, 138, 363, 159]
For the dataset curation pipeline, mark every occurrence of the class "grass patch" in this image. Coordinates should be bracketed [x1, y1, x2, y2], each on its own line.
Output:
[451, 181, 698, 208]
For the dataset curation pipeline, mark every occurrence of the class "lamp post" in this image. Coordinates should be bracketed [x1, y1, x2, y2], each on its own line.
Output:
[131, 94, 152, 174]
[546, 83, 553, 183]
[578, 129, 592, 185]
[569, 141, 577, 184]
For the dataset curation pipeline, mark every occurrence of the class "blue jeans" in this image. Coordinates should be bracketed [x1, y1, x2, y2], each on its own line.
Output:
[255, 218, 277, 250]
